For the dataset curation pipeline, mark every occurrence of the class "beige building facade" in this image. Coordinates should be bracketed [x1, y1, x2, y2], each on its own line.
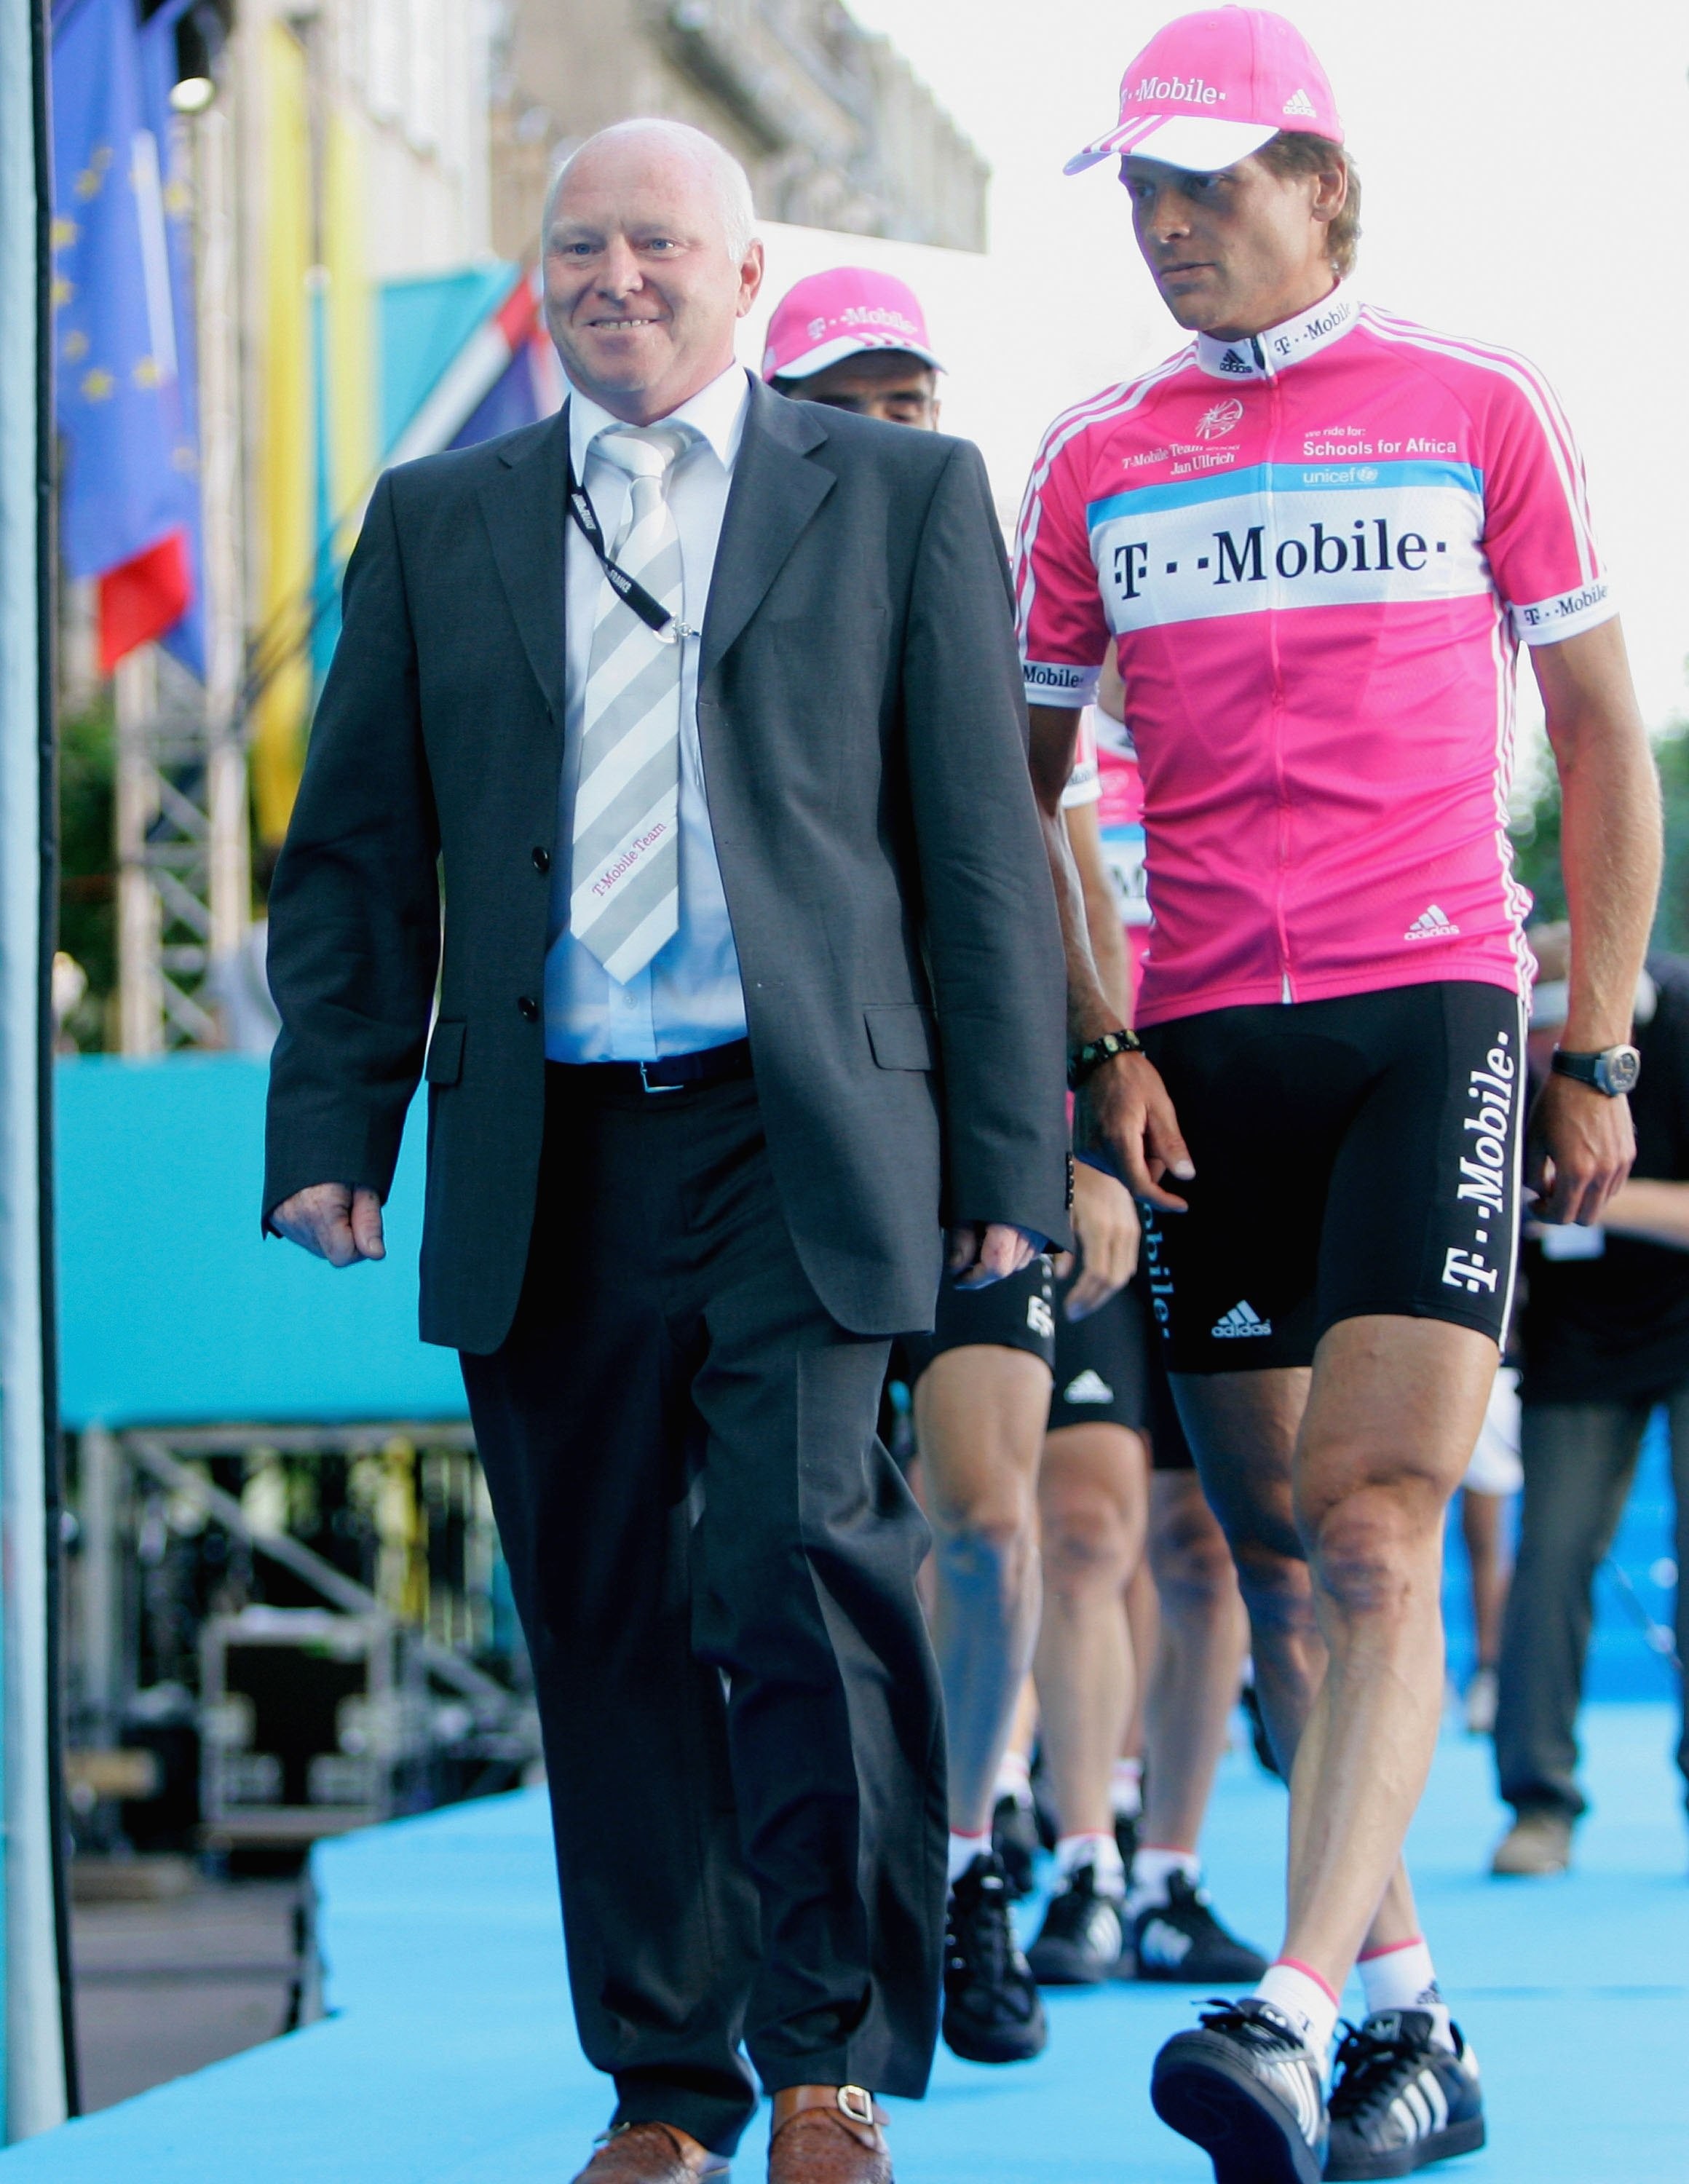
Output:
[489, 0, 989, 261]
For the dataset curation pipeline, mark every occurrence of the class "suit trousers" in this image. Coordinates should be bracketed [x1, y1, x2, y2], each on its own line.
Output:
[460, 1065, 946, 2155]
[1494, 1386, 1689, 1821]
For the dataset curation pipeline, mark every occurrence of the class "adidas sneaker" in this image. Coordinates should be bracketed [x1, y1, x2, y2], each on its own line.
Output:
[1324, 2009, 1484, 2178]
[1151, 1998, 1327, 2184]
[941, 1851, 1048, 2065]
[1133, 1871, 1269, 1984]
[1027, 1862, 1127, 1985]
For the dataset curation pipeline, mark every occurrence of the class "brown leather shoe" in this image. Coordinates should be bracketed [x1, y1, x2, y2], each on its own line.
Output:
[767, 2086, 891, 2184]
[571, 2121, 730, 2183]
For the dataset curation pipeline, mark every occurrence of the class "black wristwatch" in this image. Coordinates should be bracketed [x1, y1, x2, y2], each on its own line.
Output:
[1551, 1044, 1642, 1096]
[1068, 1027, 1144, 1091]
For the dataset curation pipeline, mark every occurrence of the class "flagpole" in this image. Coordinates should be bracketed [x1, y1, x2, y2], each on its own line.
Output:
[0, 0, 71, 2134]
[194, 96, 249, 969]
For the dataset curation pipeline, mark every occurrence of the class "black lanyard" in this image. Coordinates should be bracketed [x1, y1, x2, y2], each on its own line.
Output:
[563, 404, 690, 644]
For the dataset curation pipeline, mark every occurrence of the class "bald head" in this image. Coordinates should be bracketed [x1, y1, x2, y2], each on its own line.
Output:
[540, 119, 764, 426]
[544, 122, 756, 264]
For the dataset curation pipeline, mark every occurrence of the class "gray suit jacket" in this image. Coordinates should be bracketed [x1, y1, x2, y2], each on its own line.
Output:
[264, 379, 1069, 1352]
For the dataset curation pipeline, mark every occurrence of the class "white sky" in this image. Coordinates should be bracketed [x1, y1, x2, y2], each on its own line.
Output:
[780, 0, 1689, 731]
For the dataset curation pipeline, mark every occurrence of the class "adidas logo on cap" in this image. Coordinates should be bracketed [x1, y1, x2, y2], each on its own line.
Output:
[1064, 1368, 1115, 1404]
[1404, 903, 1460, 941]
[1282, 87, 1317, 118]
[1212, 1301, 1272, 1338]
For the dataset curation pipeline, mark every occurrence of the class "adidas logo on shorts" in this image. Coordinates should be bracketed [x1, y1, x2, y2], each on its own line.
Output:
[1064, 1369, 1115, 1404]
[1211, 1301, 1272, 1339]
[1282, 87, 1317, 117]
[1404, 903, 1460, 941]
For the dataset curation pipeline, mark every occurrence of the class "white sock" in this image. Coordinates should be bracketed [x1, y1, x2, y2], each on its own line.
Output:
[1126, 1844, 1201, 1916]
[1054, 1830, 1126, 1898]
[1109, 1757, 1143, 1820]
[1254, 1960, 1340, 2060]
[946, 1829, 991, 1886]
[994, 1749, 1032, 1807]
[1358, 1936, 1455, 2051]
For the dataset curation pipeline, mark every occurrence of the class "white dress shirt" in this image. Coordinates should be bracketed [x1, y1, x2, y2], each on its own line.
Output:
[544, 364, 751, 1061]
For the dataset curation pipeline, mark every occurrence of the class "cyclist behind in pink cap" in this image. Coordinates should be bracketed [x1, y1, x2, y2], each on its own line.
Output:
[762, 266, 945, 426]
[1018, 9, 1660, 2181]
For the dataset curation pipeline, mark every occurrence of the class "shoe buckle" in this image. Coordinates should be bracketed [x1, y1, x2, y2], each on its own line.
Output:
[836, 2086, 874, 2127]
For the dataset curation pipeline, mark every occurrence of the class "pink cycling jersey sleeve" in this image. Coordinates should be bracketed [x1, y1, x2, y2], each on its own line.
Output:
[1469, 355, 1610, 646]
[1015, 397, 1121, 709]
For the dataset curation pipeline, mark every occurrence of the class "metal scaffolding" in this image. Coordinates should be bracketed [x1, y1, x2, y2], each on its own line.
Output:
[114, 101, 250, 1057]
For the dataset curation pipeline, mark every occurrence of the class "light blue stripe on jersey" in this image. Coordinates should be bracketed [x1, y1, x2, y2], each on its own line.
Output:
[1086, 459, 1484, 529]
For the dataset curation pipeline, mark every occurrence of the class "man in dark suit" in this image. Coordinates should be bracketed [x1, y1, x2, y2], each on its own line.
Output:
[264, 119, 1068, 2184]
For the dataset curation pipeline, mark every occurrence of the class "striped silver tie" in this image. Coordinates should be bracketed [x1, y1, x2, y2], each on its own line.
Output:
[570, 424, 692, 984]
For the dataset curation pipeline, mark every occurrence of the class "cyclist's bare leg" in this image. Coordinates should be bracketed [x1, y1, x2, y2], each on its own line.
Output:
[1141, 1469, 1249, 1852]
[1279, 1315, 1495, 1982]
[1034, 1422, 1149, 1834]
[915, 1345, 1052, 1833]
[1173, 1358, 1423, 1967]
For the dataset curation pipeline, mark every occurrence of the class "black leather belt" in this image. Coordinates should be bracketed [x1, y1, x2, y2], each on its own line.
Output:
[553, 1038, 753, 1095]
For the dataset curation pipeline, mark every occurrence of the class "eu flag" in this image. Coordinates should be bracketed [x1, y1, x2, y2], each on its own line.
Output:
[51, 0, 202, 670]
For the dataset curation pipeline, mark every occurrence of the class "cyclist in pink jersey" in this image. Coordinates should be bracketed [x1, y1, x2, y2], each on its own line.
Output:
[1017, 12, 1661, 2183]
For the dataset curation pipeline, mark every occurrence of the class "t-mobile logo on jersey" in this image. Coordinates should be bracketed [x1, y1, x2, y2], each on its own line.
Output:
[1111, 518, 1442, 601]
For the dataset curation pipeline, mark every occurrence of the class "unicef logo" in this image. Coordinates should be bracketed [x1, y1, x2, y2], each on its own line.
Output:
[1195, 399, 1244, 441]
[1357, 466, 1378, 483]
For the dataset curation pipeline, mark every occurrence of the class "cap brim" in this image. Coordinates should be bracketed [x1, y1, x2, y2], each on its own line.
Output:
[1064, 113, 1280, 177]
[768, 332, 944, 381]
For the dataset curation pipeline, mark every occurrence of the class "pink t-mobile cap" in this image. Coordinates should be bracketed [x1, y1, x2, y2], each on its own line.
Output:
[761, 267, 944, 382]
[1066, 6, 1342, 176]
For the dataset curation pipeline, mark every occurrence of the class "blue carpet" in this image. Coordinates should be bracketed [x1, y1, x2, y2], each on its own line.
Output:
[5, 1705, 1685, 2180]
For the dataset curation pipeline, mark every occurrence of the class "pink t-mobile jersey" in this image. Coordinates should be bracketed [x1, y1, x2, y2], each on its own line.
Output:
[1015, 288, 1613, 1029]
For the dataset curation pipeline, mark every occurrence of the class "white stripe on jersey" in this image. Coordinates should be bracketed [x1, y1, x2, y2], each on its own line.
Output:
[1358, 309, 1598, 584]
[1013, 349, 1195, 640]
[1361, 307, 1595, 545]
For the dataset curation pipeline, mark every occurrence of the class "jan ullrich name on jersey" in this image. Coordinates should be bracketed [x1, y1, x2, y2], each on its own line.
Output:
[1112, 518, 1441, 598]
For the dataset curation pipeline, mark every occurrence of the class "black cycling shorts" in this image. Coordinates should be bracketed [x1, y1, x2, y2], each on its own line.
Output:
[898, 1255, 1056, 1383]
[1049, 1273, 1194, 1471]
[1139, 980, 1524, 1374]
[899, 1259, 1194, 1471]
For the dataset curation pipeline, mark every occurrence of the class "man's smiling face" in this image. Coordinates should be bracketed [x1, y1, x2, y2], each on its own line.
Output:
[542, 133, 762, 424]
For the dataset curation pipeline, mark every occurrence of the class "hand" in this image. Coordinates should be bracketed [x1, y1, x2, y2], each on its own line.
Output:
[1053, 1160, 1140, 1319]
[1526, 1074, 1636, 1226]
[1076, 1049, 1194, 1211]
[947, 1222, 1042, 1289]
[270, 1182, 387, 1267]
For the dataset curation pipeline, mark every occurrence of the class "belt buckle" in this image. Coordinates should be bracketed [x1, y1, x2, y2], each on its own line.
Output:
[638, 1060, 685, 1094]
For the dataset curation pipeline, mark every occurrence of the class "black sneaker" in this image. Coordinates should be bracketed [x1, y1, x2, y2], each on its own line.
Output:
[1133, 1871, 1270, 1984]
[1027, 1862, 1128, 1985]
[1151, 1998, 1327, 2184]
[1324, 2009, 1484, 2178]
[941, 1852, 1048, 2064]
[992, 1793, 1040, 1901]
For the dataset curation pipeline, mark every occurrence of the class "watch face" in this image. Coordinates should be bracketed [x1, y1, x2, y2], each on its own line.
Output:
[1600, 1045, 1642, 1095]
